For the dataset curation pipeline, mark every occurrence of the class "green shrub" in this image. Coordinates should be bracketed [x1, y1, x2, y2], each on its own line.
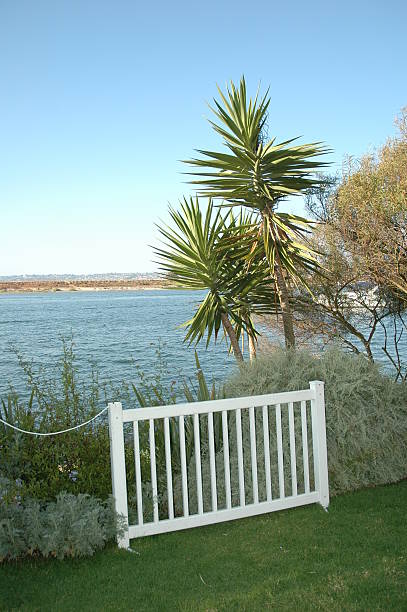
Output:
[0, 340, 224, 507]
[0, 338, 122, 501]
[223, 347, 407, 495]
[0, 489, 123, 562]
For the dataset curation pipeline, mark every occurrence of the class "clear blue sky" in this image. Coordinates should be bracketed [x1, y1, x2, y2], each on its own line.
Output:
[1, 0, 406, 275]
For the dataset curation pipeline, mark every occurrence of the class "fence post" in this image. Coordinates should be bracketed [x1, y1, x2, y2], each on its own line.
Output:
[309, 381, 329, 509]
[108, 402, 129, 548]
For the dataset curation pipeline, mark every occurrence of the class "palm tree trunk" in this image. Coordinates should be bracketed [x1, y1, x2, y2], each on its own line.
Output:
[248, 332, 257, 360]
[244, 317, 257, 360]
[266, 215, 296, 349]
[274, 264, 295, 349]
[220, 312, 244, 362]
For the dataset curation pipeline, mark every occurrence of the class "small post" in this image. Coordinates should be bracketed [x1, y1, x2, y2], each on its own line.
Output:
[309, 381, 329, 510]
[108, 402, 129, 548]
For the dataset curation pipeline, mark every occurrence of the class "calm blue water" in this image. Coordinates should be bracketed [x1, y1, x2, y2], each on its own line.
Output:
[1, 290, 406, 402]
[0, 290, 237, 399]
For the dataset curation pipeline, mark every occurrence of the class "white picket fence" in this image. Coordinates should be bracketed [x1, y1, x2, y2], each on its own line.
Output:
[108, 381, 329, 548]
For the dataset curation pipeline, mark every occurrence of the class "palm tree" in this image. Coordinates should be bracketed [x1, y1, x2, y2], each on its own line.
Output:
[184, 77, 330, 348]
[154, 197, 278, 362]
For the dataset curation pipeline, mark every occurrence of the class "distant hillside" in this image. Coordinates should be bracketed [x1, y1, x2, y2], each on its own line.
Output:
[0, 277, 172, 293]
[0, 272, 160, 281]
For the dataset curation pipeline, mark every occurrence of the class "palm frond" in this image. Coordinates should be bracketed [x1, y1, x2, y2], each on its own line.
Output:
[154, 197, 279, 350]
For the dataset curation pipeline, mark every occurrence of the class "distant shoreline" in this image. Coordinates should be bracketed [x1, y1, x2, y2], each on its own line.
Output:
[0, 279, 176, 294]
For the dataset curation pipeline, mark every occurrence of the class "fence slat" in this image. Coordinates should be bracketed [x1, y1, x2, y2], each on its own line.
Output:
[133, 420, 144, 526]
[208, 412, 217, 512]
[222, 410, 232, 510]
[149, 419, 159, 523]
[179, 415, 189, 517]
[288, 402, 298, 496]
[236, 408, 245, 507]
[275, 404, 285, 499]
[194, 413, 203, 515]
[262, 405, 272, 501]
[249, 406, 259, 504]
[164, 417, 174, 520]
[301, 401, 310, 494]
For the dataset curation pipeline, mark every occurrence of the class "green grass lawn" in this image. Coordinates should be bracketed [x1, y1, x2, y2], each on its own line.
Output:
[1, 481, 406, 611]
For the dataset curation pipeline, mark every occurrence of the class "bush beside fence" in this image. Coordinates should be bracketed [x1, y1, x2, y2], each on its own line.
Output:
[225, 348, 407, 494]
[0, 490, 123, 562]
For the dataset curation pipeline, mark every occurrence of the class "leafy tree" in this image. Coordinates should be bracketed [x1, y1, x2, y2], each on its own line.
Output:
[184, 77, 330, 347]
[154, 197, 278, 362]
[293, 197, 404, 369]
[334, 107, 407, 301]
[292, 114, 407, 379]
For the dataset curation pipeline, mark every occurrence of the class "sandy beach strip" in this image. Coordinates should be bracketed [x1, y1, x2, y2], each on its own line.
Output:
[0, 279, 174, 293]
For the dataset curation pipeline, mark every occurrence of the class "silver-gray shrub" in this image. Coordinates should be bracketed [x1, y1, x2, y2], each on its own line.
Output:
[0, 489, 124, 562]
[223, 347, 407, 496]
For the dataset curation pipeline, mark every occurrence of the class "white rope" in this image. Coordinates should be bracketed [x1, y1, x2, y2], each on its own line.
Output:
[0, 407, 108, 436]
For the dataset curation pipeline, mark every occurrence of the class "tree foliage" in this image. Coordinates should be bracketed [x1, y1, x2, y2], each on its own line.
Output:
[335, 107, 407, 299]
[292, 108, 407, 377]
[184, 77, 330, 347]
[154, 197, 278, 360]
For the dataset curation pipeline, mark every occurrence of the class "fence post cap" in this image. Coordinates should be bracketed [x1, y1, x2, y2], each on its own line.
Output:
[108, 402, 123, 413]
